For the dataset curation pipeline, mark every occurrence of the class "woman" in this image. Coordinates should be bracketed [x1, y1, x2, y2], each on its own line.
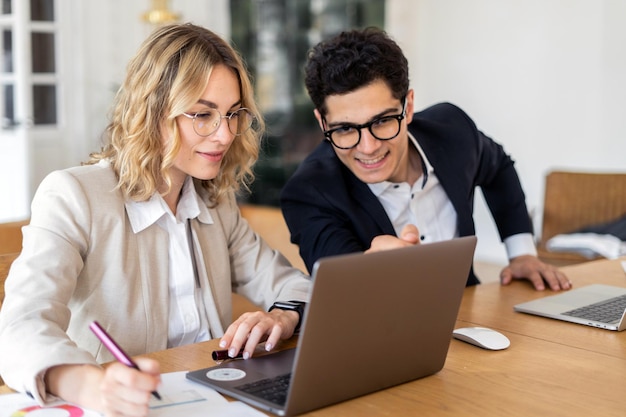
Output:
[0, 23, 311, 416]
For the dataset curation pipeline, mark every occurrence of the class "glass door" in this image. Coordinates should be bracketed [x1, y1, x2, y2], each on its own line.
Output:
[0, 0, 62, 221]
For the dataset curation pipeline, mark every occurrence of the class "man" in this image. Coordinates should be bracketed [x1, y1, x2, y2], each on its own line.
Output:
[280, 27, 570, 291]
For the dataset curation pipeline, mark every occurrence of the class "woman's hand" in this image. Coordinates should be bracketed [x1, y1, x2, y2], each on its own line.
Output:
[99, 358, 161, 417]
[219, 309, 299, 360]
[45, 358, 160, 417]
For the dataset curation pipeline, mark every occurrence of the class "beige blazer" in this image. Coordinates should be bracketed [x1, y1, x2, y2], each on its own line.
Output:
[0, 161, 311, 400]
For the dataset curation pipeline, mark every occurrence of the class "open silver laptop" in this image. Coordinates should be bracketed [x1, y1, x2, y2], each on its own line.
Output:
[186, 236, 477, 416]
[514, 284, 626, 331]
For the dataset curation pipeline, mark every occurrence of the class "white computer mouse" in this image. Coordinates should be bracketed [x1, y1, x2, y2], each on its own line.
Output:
[452, 327, 510, 350]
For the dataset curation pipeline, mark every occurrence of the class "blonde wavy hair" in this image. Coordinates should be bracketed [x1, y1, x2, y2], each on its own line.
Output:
[88, 23, 264, 205]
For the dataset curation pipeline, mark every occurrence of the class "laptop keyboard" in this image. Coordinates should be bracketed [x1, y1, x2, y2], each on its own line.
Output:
[563, 294, 626, 324]
[236, 373, 291, 406]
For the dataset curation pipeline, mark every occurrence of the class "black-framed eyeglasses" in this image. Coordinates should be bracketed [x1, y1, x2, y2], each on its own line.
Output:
[322, 98, 407, 150]
[181, 107, 255, 137]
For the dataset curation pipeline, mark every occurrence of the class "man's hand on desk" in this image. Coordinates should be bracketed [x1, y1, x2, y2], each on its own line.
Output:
[500, 254, 572, 291]
[219, 309, 299, 361]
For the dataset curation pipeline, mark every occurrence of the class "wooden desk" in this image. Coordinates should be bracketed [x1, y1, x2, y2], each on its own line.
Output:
[458, 256, 626, 358]
[2, 258, 626, 415]
[146, 257, 626, 416]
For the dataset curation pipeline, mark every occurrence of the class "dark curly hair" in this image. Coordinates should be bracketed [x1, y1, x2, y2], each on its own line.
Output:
[304, 27, 409, 117]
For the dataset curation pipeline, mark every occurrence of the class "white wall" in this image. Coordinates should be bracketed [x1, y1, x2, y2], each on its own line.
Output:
[387, 0, 626, 264]
[75, 0, 231, 166]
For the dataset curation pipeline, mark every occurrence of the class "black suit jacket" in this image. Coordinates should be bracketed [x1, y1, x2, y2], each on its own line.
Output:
[280, 103, 533, 285]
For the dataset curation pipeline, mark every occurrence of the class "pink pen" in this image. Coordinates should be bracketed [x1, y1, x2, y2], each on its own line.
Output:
[89, 321, 161, 400]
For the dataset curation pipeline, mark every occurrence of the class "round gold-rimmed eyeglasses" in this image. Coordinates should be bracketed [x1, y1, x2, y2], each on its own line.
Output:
[181, 108, 255, 137]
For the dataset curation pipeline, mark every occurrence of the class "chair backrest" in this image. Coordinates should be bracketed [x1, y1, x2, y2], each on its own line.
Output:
[0, 252, 18, 387]
[541, 171, 626, 242]
[0, 252, 19, 309]
[0, 219, 29, 254]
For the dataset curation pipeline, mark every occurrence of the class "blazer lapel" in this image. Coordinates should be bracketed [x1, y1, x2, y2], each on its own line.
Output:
[345, 170, 396, 235]
[417, 130, 476, 236]
[189, 217, 228, 337]
[133, 223, 170, 350]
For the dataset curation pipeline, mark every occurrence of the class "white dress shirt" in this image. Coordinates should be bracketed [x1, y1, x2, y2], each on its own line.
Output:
[126, 176, 212, 347]
[368, 133, 536, 260]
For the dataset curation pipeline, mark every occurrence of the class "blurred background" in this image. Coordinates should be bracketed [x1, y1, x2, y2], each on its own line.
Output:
[1, 0, 625, 266]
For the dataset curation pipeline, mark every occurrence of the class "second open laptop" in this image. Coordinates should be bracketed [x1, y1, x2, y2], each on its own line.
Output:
[186, 236, 477, 416]
[514, 283, 626, 331]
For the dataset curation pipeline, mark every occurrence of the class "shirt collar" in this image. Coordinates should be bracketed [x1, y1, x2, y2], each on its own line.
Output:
[125, 176, 213, 233]
[368, 132, 434, 197]
[408, 131, 434, 178]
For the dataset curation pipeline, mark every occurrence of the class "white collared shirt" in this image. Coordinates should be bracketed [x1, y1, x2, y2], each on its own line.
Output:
[125, 176, 215, 347]
[368, 133, 536, 259]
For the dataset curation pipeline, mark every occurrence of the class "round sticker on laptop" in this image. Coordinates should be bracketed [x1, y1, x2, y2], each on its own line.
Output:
[206, 368, 246, 381]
